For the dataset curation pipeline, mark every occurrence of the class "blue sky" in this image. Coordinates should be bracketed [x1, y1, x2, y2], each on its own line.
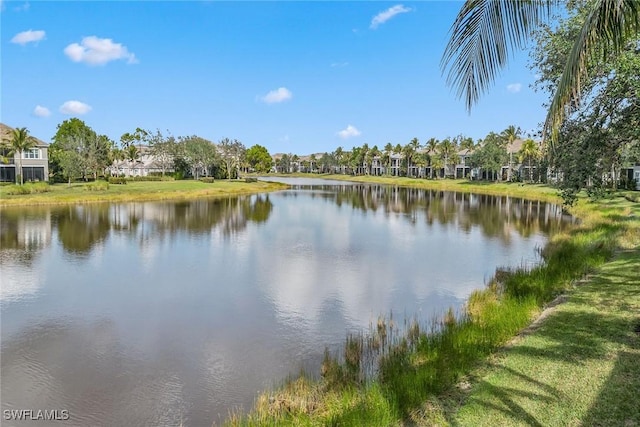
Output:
[2, 1, 548, 154]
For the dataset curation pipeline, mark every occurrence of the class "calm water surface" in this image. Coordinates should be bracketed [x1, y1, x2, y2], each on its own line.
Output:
[1, 179, 571, 426]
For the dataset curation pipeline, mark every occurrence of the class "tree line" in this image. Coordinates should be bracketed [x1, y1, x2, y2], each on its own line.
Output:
[276, 126, 543, 183]
[43, 118, 274, 184]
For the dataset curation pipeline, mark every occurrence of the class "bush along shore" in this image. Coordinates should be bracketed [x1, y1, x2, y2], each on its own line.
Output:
[226, 179, 640, 426]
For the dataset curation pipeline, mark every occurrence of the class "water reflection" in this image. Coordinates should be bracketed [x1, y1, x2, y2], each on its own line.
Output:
[276, 182, 570, 240]
[0, 195, 274, 260]
[1, 183, 572, 426]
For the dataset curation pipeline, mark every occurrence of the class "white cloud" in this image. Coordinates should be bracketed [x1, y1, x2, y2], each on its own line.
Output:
[33, 105, 51, 118]
[507, 83, 522, 93]
[331, 62, 349, 68]
[11, 29, 45, 45]
[370, 5, 411, 29]
[260, 87, 292, 104]
[337, 125, 361, 139]
[64, 36, 137, 66]
[12, 2, 29, 12]
[59, 100, 92, 115]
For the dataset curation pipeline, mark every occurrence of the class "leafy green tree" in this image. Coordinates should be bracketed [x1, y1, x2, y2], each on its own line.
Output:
[531, 2, 640, 200]
[291, 154, 300, 173]
[51, 119, 109, 181]
[218, 138, 246, 179]
[277, 153, 291, 173]
[245, 144, 273, 173]
[147, 129, 176, 176]
[469, 134, 508, 181]
[318, 152, 333, 173]
[442, 0, 640, 137]
[179, 136, 218, 179]
[58, 136, 84, 186]
[2, 127, 36, 184]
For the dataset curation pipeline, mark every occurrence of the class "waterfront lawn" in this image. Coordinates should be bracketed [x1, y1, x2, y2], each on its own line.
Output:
[452, 247, 640, 427]
[0, 179, 288, 206]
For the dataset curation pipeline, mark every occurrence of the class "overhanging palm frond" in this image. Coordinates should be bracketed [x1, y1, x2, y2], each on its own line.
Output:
[545, 0, 640, 141]
[441, 0, 556, 111]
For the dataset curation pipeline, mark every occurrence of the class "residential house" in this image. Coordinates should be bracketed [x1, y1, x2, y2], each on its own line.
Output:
[0, 123, 49, 182]
[108, 145, 174, 177]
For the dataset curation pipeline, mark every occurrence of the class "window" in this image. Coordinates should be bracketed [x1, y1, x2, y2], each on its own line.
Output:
[21, 166, 45, 182]
[23, 148, 40, 159]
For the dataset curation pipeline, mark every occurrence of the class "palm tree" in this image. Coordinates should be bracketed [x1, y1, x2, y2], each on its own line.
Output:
[519, 139, 540, 183]
[501, 125, 522, 181]
[441, 1, 640, 139]
[3, 127, 37, 185]
[393, 143, 402, 176]
[126, 144, 139, 177]
[425, 137, 439, 178]
[438, 138, 457, 178]
[334, 147, 344, 174]
[383, 143, 393, 175]
[368, 145, 381, 175]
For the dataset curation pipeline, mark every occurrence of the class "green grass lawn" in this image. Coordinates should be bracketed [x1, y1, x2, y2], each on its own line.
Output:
[452, 248, 640, 427]
[0, 179, 288, 206]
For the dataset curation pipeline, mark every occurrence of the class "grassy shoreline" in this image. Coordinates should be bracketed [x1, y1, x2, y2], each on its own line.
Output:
[228, 175, 640, 426]
[0, 179, 289, 206]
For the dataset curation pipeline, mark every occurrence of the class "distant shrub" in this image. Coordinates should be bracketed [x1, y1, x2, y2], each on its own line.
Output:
[173, 171, 185, 180]
[245, 177, 258, 183]
[130, 175, 162, 181]
[5, 185, 30, 195]
[4, 182, 51, 195]
[199, 177, 216, 183]
[108, 177, 127, 184]
[84, 181, 109, 191]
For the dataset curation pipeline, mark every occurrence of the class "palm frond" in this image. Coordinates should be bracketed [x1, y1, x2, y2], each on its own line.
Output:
[441, 0, 556, 111]
[545, 0, 640, 143]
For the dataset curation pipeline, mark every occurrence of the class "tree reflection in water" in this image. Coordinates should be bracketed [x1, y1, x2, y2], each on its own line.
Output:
[0, 185, 571, 262]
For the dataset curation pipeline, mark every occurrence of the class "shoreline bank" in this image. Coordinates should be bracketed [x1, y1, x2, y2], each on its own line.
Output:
[0, 180, 289, 207]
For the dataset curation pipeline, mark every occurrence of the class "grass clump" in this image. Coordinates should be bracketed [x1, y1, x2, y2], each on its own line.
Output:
[84, 181, 109, 191]
[4, 182, 51, 195]
[107, 177, 127, 184]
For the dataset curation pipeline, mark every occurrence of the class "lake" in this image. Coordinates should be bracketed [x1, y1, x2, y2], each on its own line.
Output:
[0, 178, 571, 426]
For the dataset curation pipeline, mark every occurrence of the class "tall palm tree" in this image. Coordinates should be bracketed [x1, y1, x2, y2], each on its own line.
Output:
[519, 139, 540, 182]
[438, 139, 457, 178]
[126, 144, 139, 177]
[369, 145, 381, 175]
[501, 125, 521, 181]
[441, 1, 640, 139]
[425, 137, 439, 178]
[4, 127, 37, 185]
[383, 143, 393, 175]
[334, 147, 344, 174]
